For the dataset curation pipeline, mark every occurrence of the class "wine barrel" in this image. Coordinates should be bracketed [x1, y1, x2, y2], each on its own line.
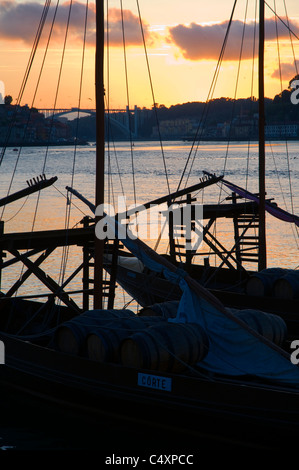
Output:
[138, 301, 179, 319]
[274, 270, 299, 300]
[87, 316, 166, 362]
[245, 268, 289, 297]
[120, 322, 209, 373]
[55, 309, 135, 355]
[230, 308, 287, 345]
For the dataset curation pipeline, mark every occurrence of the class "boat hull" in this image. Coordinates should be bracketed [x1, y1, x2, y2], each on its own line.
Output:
[1, 330, 299, 450]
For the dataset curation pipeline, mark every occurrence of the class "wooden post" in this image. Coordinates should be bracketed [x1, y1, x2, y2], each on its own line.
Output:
[107, 238, 119, 309]
[185, 193, 192, 268]
[94, 0, 105, 309]
[232, 193, 242, 270]
[168, 201, 176, 263]
[82, 216, 90, 312]
[258, 0, 267, 271]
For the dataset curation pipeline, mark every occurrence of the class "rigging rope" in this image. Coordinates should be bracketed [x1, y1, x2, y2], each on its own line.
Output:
[165, 0, 239, 264]
[265, 1, 299, 41]
[120, 0, 137, 209]
[3, 196, 30, 223]
[104, 3, 125, 207]
[272, 0, 299, 245]
[187, 0, 247, 266]
[105, 5, 125, 212]
[53, 185, 87, 216]
[268, 143, 299, 249]
[136, 0, 171, 195]
[0, 1, 61, 226]
[12, 0, 75, 305]
[0, 0, 59, 306]
[0, 0, 52, 222]
[58, 0, 89, 298]
[176, 0, 238, 193]
[246, 0, 258, 192]
[30, 0, 61, 230]
[212, 0, 251, 267]
[283, 0, 298, 76]
[0, 0, 51, 169]
[221, 0, 250, 179]
[106, 1, 112, 210]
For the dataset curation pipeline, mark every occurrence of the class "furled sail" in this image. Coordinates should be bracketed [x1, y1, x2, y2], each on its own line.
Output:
[222, 179, 299, 227]
[103, 208, 299, 384]
[68, 186, 299, 384]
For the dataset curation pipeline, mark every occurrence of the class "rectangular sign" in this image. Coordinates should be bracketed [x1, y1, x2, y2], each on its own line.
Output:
[138, 372, 172, 392]
[0, 340, 4, 364]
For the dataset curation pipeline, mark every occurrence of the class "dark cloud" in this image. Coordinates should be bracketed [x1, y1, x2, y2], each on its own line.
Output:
[168, 17, 299, 61]
[271, 60, 299, 81]
[0, 0, 95, 44]
[0, 1, 151, 47]
[107, 7, 152, 46]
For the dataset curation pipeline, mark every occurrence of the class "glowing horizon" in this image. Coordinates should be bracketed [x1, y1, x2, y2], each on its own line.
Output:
[0, 0, 298, 110]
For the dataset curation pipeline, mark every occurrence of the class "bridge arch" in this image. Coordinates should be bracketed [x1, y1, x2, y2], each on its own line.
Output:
[38, 107, 138, 139]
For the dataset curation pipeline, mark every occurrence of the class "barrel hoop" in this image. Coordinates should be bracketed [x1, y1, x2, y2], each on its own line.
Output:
[178, 325, 196, 367]
[156, 326, 178, 371]
[138, 330, 161, 369]
[95, 329, 116, 357]
[150, 324, 196, 370]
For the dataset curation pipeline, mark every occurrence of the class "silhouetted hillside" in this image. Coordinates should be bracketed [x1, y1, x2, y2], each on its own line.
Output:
[68, 76, 299, 141]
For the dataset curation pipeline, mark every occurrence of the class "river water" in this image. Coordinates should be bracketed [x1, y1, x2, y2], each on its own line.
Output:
[0, 140, 298, 308]
[0, 139, 298, 451]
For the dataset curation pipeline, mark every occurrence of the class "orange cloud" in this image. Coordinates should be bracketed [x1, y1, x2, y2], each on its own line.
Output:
[107, 7, 152, 47]
[0, 1, 153, 47]
[168, 17, 299, 61]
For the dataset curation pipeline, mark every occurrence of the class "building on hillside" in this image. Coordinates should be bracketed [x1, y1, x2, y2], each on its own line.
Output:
[151, 118, 197, 139]
[265, 123, 299, 138]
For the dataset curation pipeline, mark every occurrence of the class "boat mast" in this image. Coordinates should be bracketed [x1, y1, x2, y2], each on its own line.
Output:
[258, 0, 267, 271]
[94, 0, 105, 308]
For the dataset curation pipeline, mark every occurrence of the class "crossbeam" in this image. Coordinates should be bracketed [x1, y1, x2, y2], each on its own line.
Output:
[66, 174, 224, 219]
[0, 176, 57, 208]
[4, 247, 55, 298]
[0, 225, 94, 251]
[198, 219, 243, 271]
[9, 249, 81, 313]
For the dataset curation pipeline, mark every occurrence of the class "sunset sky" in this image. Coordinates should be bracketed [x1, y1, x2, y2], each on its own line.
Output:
[0, 0, 299, 110]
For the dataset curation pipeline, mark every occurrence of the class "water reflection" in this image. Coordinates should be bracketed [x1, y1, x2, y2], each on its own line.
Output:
[0, 140, 298, 309]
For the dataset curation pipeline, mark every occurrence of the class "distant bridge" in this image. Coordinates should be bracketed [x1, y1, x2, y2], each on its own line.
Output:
[37, 106, 143, 139]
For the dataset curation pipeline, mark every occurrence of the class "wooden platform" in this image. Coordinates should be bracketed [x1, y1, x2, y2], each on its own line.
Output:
[0, 226, 95, 251]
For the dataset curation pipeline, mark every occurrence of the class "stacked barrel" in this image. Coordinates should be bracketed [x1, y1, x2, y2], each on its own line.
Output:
[54, 308, 209, 372]
[54, 298, 288, 374]
[245, 268, 299, 300]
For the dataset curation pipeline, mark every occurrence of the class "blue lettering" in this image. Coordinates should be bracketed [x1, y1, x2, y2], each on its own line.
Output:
[137, 373, 172, 391]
